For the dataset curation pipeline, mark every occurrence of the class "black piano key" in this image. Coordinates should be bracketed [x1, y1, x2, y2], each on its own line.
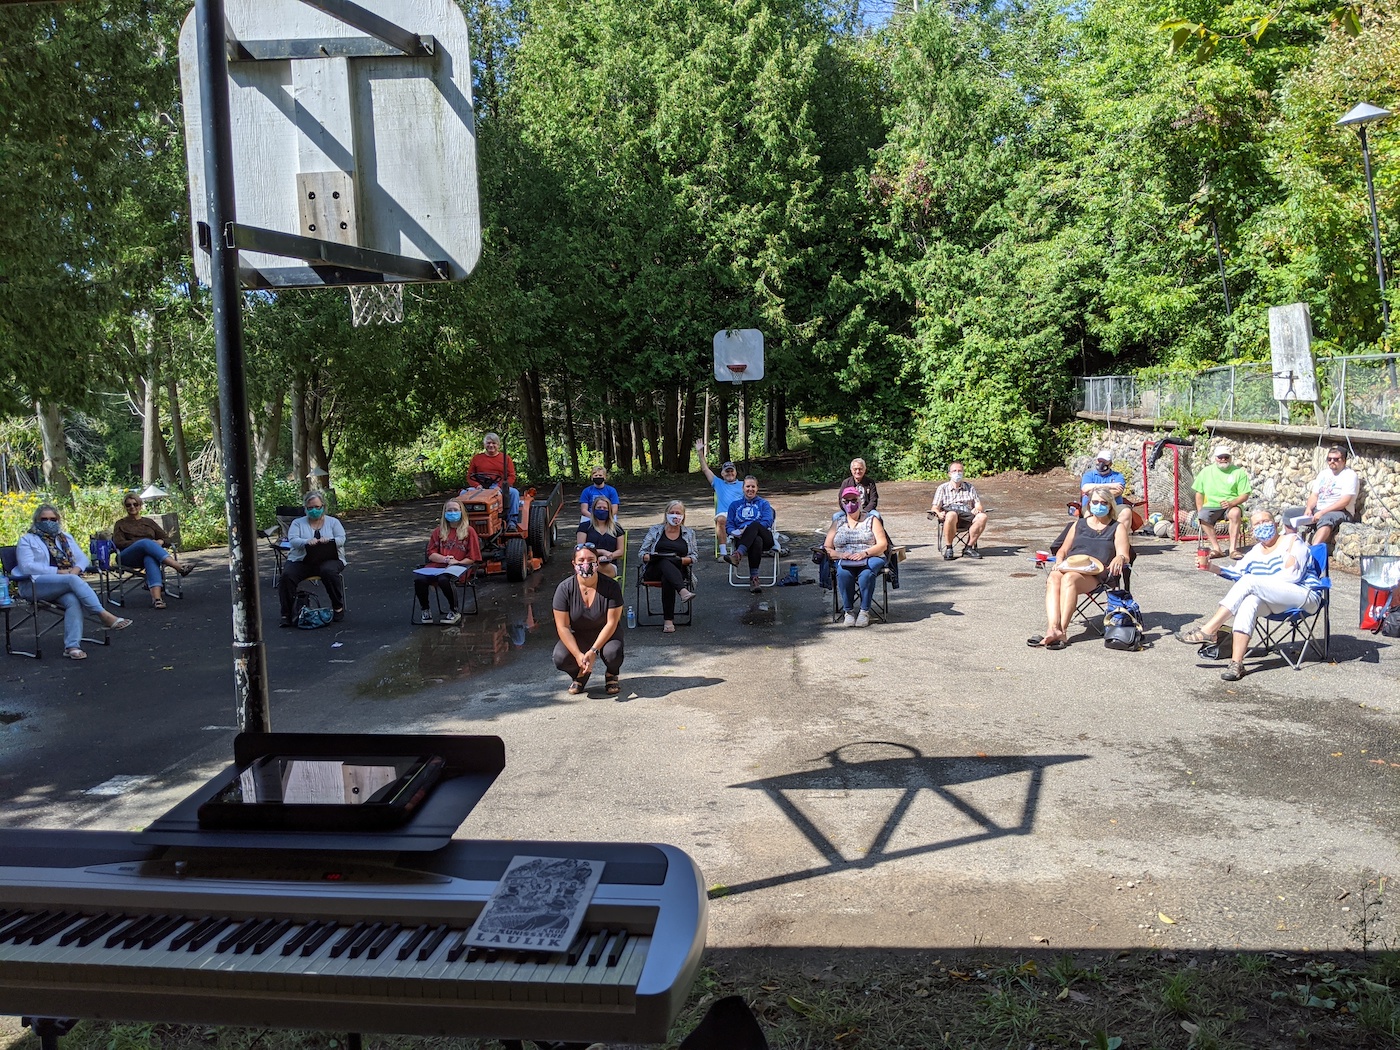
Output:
[397, 923, 429, 961]
[251, 918, 295, 956]
[445, 927, 472, 962]
[515, 949, 534, 963]
[186, 916, 234, 952]
[282, 920, 322, 957]
[565, 929, 589, 966]
[61, 913, 115, 947]
[301, 921, 339, 956]
[232, 918, 276, 954]
[215, 917, 260, 953]
[76, 914, 125, 948]
[328, 921, 366, 959]
[141, 916, 188, 950]
[606, 928, 629, 966]
[4, 910, 56, 944]
[170, 916, 218, 951]
[120, 914, 172, 950]
[465, 945, 484, 963]
[585, 928, 611, 967]
[27, 911, 82, 945]
[105, 915, 153, 949]
[366, 922, 401, 960]
[347, 922, 383, 960]
[416, 923, 448, 961]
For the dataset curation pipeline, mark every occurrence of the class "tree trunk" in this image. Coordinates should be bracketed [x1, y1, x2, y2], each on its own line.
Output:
[661, 385, 679, 472]
[764, 391, 778, 455]
[773, 387, 788, 452]
[253, 396, 284, 478]
[597, 414, 612, 473]
[208, 399, 223, 475]
[166, 376, 191, 489]
[141, 370, 160, 486]
[34, 400, 72, 497]
[307, 391, 330, 492]
[716, 390, 731, 463]
[291, 376, 308, 490]
[563, 393, 579, 481]
[516, 368, 548, 478]
[632, 418, 647, 474]
[643, 408, 661, 473]
[679, 385, 697, 471]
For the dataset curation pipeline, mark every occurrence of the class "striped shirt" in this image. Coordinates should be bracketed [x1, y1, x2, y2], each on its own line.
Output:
[1221, 535, 1317, 587]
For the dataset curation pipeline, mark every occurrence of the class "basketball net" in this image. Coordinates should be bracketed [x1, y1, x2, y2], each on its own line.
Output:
[349, 284, 405, 326]
[725, 363, 747, 386]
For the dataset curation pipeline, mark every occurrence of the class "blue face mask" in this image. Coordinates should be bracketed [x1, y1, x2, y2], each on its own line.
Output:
[444, 511, 462, 525]
[306, 507, 324, 520]
[1252, 523, 1278, 543]
[35, 519, 61, 537]
[1089, 502, 1110, 517]
[593, 507, 609, 521]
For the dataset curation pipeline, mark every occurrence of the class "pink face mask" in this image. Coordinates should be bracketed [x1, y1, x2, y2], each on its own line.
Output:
[575, 562, 596, 579]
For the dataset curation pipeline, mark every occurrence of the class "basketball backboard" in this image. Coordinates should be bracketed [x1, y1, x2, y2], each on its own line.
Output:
[713, 329, 764, 384]
[1269, 302, 1317, 401]
[178, 0, 480, 289]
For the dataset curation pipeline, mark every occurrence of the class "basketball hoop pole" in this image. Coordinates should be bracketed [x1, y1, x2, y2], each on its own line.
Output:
[195, 0, 271, 733]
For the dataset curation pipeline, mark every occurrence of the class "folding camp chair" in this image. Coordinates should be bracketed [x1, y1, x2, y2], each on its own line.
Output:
[409, 544, 479, 624]
[1248, 542, 1331, 669]
[636, 555, 695, 627]
[1, 546, 109, 659]
[828, 555, 897, 624]
[728, 545, 780, 588]
[1073, 563, 1134, 636]
[91, 515, 185, 609]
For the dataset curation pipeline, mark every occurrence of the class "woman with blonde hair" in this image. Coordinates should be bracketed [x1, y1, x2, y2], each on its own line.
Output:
[576, 495, 625, 578]
[638, 500, 699, 633]
[1029, 485, 1131, 649]
[413, 497, 481, 625]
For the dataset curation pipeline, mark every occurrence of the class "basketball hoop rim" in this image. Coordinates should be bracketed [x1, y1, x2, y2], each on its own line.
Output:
[725, 363, 748, 386]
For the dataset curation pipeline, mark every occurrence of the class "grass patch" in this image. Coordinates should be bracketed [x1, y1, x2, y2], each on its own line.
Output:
[6, 950, 1399, 1050]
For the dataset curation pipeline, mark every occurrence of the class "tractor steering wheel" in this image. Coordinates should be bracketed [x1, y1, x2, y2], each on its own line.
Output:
[470, 472, 500, 489]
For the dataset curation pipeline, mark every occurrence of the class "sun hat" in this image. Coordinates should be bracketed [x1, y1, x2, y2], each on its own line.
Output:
[1057, 554, 1105, 574]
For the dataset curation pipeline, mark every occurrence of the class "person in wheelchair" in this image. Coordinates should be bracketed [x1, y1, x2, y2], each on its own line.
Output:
[824, 487, 890, 628]
[112, 493, 190, 609]
[467, 432, 521, 529]
[638, 500, 698, 634]
[930, 461, 988, 560]
[12, 504, 132, 660]
[576, 496, 625, 579]
[278, 489, 347, 627]
[414, 497, 481, 625]
[1029, 486, 1130, 650]
[1175, 509, 1321, 682]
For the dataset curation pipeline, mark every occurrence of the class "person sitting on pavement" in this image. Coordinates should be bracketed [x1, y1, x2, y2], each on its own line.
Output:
[725, 475, 777, 592]
[578, 467, 620, 527]
[639, 500, 699, 634]
[837, 458, 880, 516]
[1080, 450, 1134, 528]
[1282, 445, 1358, 547]
[1029, 486, 1131, 650]
[1175, 509, 1320, 682]
[12, 504, 132, 660]
[930, 461, 988, 560]
[278, 489, 347, 627]
[413, 497, 481, 626]
[824, 486, 890, 628]
[466, 432, 521, 529]
[112, 492, 191, 609]
[696, 441, 744, 558]
[1193, 445, 1252, 560]
[576, 496, 625, 578]
[552, 542, 625, 696]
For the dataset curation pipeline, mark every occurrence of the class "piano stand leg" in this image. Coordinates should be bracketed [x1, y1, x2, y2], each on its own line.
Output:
[21, 1017, 78, 1050]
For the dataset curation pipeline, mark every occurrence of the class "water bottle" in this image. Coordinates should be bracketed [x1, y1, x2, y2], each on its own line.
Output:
[626, 605, 636, 629]
[0, 574, 9, 607]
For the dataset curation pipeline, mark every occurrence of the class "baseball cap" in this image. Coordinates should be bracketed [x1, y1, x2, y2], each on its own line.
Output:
[721, 461, 736, 472]
[840, 486, 861, 500]
[1212, 445, 1231, 459]
[1095, 449, 1113, 463]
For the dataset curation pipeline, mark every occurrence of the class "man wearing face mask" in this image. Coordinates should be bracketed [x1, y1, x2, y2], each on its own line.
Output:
[1176, 509, 1322, 681]
[1080, 450, 1134, 527]
[578, 468, 621, 528]
[930, 461, 988, 560]
[279, 489, 348, 626]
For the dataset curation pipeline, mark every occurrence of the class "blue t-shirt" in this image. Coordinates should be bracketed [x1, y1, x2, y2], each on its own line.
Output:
[1081, 468, 1126, 507]
[579, 483, 621, 514]
[710, 476, 744, 515]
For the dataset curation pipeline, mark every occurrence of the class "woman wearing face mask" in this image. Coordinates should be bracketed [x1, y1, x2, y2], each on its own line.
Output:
[638, 500, 699, 634]
[278, 489, 348, 627]
[1175, 509, 1320, 681]
[552, 543, 625, 695]
[576, 497, 625, 578]
[413, 498, 481, 625]
[824, 486, 891, 627]
[11, 504, 133, 659]
[1030, 485, 1131, 650]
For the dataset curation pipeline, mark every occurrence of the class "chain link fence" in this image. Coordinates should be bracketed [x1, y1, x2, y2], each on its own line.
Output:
[1076, 354, 1400, 433]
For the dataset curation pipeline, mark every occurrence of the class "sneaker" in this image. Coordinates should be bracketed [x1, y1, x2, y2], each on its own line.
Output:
[963, 546, 982, 560]
[441, 610, 462, 626]
[1220, 660, 1246, 682]
[943, 545, 955, 561]
[842, 612, 856, 627]
[855, 609, 870, 628]
[332, 609, 345, 623]
[749, 575, 762, 593]
[417, 609, 434, 624]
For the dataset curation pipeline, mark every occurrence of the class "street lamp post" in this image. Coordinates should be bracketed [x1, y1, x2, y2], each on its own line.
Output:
[1337, 102, 1392, 334]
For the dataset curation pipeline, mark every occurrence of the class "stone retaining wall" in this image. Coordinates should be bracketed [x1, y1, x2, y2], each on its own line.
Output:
[1070, 422, 1400, 571]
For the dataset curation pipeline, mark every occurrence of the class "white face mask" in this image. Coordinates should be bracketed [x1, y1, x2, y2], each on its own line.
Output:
[666, 513, 682, 526]
[949, 471, 964, 483]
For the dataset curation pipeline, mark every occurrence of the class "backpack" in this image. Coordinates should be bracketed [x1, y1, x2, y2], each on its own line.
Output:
[1102, 589, 1143, 651]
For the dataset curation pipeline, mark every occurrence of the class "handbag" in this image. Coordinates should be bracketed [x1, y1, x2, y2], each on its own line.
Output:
[296, 606, 335, 629]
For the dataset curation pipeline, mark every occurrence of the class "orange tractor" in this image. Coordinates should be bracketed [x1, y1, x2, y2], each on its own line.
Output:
[458, 475, 566, 582]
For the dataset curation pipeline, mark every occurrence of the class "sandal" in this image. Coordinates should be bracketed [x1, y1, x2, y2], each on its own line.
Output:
[109, 617, 133, 631]
[173, 562, 193, 577]
[1221, 660, 1246, 682]
[605, 673, 620, 696]
[152, 598, 167, 610]
[567, 673, 591, 695]
[1044, 639, 1067, 650]
[1026, 636, 1045, 647]
[1176, 625, 1213, 645]
[662, 623, 676, 634]
[63, 647, 87, 661]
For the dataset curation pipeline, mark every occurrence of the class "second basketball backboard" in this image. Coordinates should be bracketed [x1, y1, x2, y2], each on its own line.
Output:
[178, 0, 480, 289]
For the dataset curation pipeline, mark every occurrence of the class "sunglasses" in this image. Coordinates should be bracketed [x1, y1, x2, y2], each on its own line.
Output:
[574, 542, 596, 552]
[1216, 455, 1231, 461]
[1326, 456, 1343, 463]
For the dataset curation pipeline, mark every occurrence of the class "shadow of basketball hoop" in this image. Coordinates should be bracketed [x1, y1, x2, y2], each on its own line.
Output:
[718, 742, 1088, 899]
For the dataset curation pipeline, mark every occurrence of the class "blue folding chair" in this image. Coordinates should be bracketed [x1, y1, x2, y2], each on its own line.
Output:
[1249, 542, 1331, 669]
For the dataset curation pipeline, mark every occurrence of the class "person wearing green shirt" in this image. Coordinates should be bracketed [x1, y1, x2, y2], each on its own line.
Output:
[1193, 445, 1252, 559]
